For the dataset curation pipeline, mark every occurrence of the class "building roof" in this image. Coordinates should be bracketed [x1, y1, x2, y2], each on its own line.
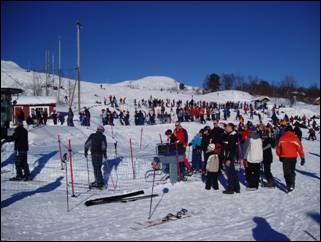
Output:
[253, 96, 271, 102]
[1, 88, 24, 95]
[15, 96, 57, 105]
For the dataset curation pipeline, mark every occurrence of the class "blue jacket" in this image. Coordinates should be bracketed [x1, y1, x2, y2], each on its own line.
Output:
[191, 135, 202, 149]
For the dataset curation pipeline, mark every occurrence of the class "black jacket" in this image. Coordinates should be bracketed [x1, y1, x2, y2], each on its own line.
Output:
[6, 126, 29, 151]
[293, 126, 302, 141]
[201, 133, 211, 152]
[262, 135, 273, 163]
[222, 131, 238, 161]
[85, 132, 107, 157]
[210, 127, 225, 144]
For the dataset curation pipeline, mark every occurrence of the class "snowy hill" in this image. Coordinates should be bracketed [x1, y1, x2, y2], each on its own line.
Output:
[1, 60, 320, 241]
[114, 76, 182, 91]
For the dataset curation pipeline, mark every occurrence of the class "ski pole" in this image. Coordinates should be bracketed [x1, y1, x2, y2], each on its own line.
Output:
[86, 156, 90, 189]
[148, 169, 156, 220]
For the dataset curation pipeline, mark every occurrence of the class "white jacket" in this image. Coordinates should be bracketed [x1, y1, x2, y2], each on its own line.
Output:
[244, 135, 263, 164]
[206, 154, 220, 172]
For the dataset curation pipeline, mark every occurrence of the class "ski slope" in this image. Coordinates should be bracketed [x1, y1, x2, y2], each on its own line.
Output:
[1, 60, 320, 241]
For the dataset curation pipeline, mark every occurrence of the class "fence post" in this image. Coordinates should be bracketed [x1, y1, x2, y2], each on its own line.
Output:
[140, 127, 143, 150]
[68, 139, 76, 197]
[129, 138, 136, 179]
[58, 135, 64, 170]
[175, 143, 181, 180]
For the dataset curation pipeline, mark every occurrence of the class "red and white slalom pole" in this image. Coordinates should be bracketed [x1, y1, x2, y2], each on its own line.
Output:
[68, 139, 76, 197]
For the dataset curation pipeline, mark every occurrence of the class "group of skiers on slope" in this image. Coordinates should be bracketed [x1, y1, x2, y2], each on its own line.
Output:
[0, 112, 309, 194]
[163, 119, 305, 193]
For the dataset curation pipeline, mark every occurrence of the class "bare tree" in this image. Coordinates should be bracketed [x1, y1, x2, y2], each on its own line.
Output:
[221, 73, 235, 90]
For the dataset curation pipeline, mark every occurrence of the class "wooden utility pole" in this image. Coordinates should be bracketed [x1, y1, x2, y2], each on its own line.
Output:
[76, 21, 81, 113]
[58, 37, 62, 103]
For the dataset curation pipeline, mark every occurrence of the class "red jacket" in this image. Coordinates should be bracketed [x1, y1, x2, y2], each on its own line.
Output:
[276, 131, 305, 159]
[174, 128, 188, 147]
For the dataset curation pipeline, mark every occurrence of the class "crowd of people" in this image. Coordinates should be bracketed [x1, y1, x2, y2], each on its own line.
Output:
[162, 116, 308, 194]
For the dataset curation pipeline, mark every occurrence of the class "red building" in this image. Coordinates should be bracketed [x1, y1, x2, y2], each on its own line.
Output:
[13, 96, 57, 122]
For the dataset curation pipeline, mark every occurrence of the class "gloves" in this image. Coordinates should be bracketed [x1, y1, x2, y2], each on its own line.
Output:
[104, 154, 107, 160]
[301, 158, 305, 166]
[188, 143, 192, 147]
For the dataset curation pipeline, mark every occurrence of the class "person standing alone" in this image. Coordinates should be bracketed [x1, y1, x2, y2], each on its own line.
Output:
[85, 125, 107, 189]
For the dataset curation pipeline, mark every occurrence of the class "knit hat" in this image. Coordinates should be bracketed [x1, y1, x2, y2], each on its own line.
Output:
[97, 125, 105, 133]
[207, 143, 215, 152]
[285, 125, 293, 132]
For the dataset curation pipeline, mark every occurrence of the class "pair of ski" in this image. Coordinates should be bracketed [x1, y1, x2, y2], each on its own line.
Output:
[131, 208, 191, 231]
[84, 190, 158, 206]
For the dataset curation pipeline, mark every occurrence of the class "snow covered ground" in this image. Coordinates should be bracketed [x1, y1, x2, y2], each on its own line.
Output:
[1, 60, 320, 241]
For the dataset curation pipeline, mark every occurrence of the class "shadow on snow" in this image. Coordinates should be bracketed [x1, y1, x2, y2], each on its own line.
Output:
[252, 216, 290, 241]
[1, 176, 63, 209]
[30, 151, 58, 179]
[296, 169, 320, 181]
[1, 153, 16, 168]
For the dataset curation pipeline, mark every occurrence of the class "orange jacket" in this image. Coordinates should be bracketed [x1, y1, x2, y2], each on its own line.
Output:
[276, 131, 305, 159]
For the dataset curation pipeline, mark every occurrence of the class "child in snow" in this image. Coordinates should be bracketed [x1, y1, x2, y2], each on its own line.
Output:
[308, 128, 317, 141]
[205, 144, 220, 190]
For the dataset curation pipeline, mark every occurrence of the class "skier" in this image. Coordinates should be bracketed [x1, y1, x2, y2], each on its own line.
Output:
[58, 112, 65, 125]
[51, 110, 58, 125]
[260, 125, 276, 187]
[244, 127, 263, 191]
[308, 128, 317, 141]
[205, 144, 220, 191]
[2, 121, 31, 181]
[84, 125, 107, 189]
[276, 125, 305, 192]
[84, 108, 91, 126]
[222, 123, 241, 194]
[173, 122, 189, 179]
[210, 120, 224, 145]
[189, 129, 203, 172]
[293, 122, 303, 141]
[43, 110, 48, 125]
[201, 126, 212, 175]
[67, 108, 74, 126]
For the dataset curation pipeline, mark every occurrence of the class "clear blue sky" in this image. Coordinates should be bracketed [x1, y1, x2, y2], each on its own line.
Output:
[1, 1, 320, 88]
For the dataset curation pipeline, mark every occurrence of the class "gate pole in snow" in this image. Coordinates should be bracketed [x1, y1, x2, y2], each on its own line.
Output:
[68, 139, 76, 197]
[148, 169, 156, 220]
[129, 138, 136, 179]
[140, 127, 143, 150]
[63, 153, 70, 212]
[175, 143, 181, 180]
[86, 156, 90, 189]
[58, 135, 64, 170]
